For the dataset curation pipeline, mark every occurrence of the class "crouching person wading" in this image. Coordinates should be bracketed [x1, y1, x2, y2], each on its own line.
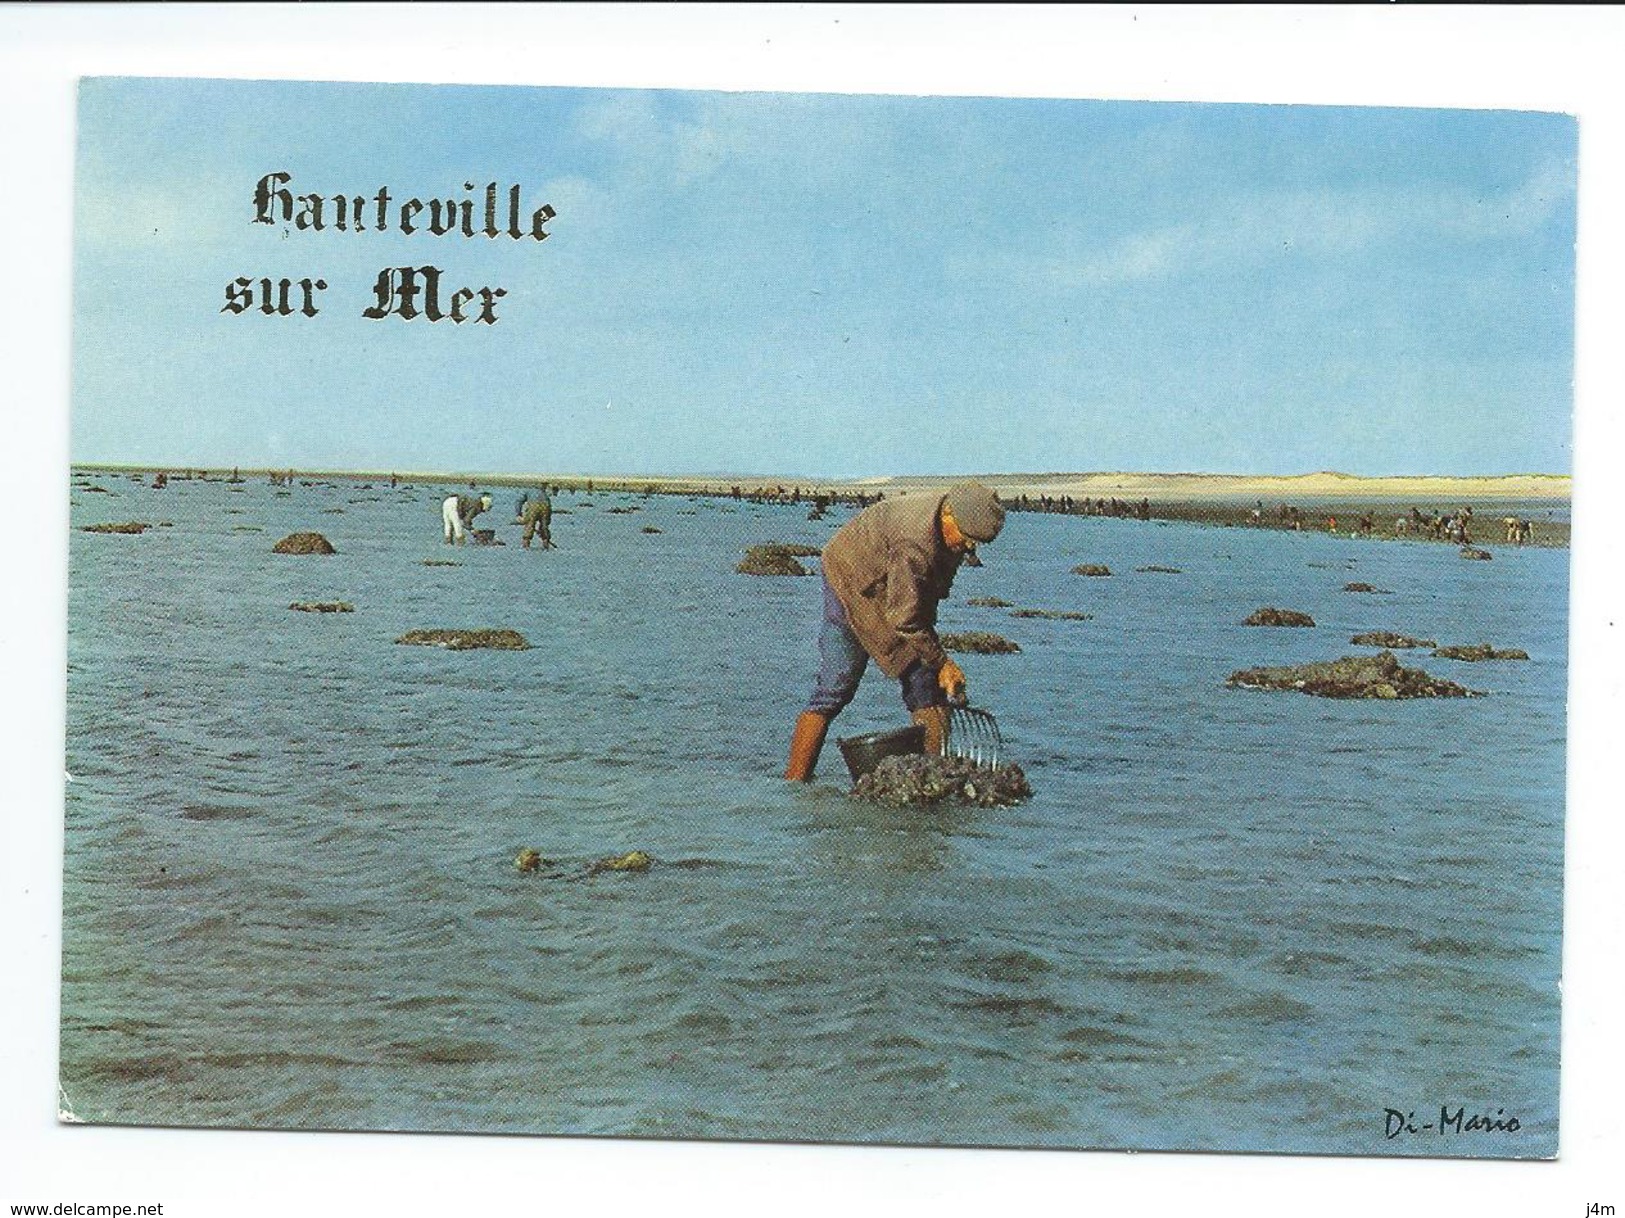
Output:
[784, 483, 1005, 781]
[442, 492, 492, 544]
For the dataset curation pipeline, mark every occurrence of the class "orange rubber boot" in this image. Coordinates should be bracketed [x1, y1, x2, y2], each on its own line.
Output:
[784, 711, 831, 781]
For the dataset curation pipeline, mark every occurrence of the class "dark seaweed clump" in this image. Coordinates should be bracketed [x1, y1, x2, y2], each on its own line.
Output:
[1460, 547, 1493, 561]
[1342, 582, 1391, 594]
[1009, 609, 1092, 621]
[272, 531, 336, 555]
[1244, 607, 1315, 627]
[1136, 565, 1182, 574]
[941, 631, 1022, 654]
[852, 754, 1033, 807]
[737, 544, 811, 576]
[1071, 564, 1111, 576]
[396, 628, 530, 650]
[1431, 643, 1529, 662]
[966, 596, 1014, 608]
[1350, 631, 1435, 649]
[81, 521, 150, 534]
[1227, 650, 1479, 699]
[289, 601, 354, 613]
[588, 850, 653, 875]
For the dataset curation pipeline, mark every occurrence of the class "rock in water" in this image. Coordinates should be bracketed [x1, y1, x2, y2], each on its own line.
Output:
[1431, 643, 1530, 661]
[1227, 650, 1479, 699]
[1071, 564, 1111, 576]
[1244, 607, 1316, 627]
[289, 601, 354, 613]
[1460, 547, 1493, 560]
[81, 521, 150, 534]
[1009, 609, 1092, 621]
[941, 631, 1022, 654]
[736, 544, 810, 576]
[1342, 582, 1391, 594]
[589, 850, 653, 874]
[272, 531, 336, 555]
[395, 628, 530, 650]
[967, 596, 1014, 608]
[852, 754, 1033, 807]
[1350, 631, 1435, 649]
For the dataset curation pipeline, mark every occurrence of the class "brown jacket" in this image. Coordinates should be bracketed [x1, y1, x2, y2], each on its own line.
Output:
[821, 492, 962, 679]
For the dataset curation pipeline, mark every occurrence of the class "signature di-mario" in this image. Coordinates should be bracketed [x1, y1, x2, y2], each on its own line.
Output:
[1385, 1106, 1521, 1138]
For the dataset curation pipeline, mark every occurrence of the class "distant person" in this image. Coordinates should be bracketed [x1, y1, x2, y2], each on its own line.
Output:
[515, 487, 554, 549]
[442, 492, 492, 544]
[784, 483, 1005, 781]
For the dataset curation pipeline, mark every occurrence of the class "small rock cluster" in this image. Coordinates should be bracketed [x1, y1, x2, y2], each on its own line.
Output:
[1350, 631, 1434, 649]
[1244, 607, 1316, 627]
[272, 532, 336, 555]
[1431, 643, 1529, 662]
[1227, 650, 1478, 699]
[851, 754, 1033, 807]
[737, 543, 815, 576]
[940, 631, 1023, 654]
[395, 628, 530, 650]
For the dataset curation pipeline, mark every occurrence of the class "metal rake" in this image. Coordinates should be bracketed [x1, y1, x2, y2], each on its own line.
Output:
[944, 706, 1004, 770]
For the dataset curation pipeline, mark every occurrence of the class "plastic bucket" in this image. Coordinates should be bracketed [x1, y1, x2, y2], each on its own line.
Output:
[837, 724, 927, 782]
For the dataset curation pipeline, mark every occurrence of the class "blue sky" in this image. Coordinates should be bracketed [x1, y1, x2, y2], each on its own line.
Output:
[72, 77, 1576, 478]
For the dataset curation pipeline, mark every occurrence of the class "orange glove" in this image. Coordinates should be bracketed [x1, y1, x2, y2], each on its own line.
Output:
[937, 658, 968, 706]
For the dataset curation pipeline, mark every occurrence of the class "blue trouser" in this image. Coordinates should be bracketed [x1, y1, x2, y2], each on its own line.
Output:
[806, 575, 942, 716]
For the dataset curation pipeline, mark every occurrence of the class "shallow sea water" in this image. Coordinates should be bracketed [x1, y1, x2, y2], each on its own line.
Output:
[62, 473, 1565, 1156]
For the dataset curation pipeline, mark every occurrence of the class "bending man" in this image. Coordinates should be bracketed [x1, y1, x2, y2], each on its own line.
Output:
[442, 492, 492, 544]
[515, 487, 554, 549]
[785, 483, 1005, 780]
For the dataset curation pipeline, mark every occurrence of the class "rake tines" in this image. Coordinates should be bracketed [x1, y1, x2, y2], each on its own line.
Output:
[945, 706, 1003, 770]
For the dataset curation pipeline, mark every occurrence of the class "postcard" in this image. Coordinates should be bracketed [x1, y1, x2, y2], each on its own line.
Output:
[63, 75, 1572, 1159]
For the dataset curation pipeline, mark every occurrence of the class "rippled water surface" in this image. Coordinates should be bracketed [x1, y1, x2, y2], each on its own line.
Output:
[63, 474, 1565, 1156]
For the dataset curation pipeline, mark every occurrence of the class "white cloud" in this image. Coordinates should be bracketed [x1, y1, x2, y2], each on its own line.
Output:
[1055, 158, 1575, 286]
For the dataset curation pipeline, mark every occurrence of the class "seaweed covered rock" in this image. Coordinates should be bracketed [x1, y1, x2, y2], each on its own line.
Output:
[1431, 643, 1530, 662]
[1136, 565, 1182, 574]
[1072, 564, 1111, 577]
[941, 631, 1022, 654]
[641, 525, 663, 534]
[420, 559, 461, 567]
[1009, 609, 1092, 621]
[736, 544, 813, 575]
[1342, 582, 1391, 594]
[589, 850, 653, 875]
[765, 542, 822, 557]
[395, 628, 530, 650]
[1227, 650, 1479, 699]
[1244, 607, 1316, 627]
[852, 754, 1033, 807]
[289, 601, 354, 613]
[1460, 547, 1493, 561]
[514, 848, 549, 873]
[967, 596, 1014, 608]
[81, 521, 150, 534]
[272, 531, 336, 555]
[1350, 631, 1435, 649]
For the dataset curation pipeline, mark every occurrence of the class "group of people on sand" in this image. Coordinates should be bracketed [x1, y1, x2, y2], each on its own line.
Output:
[440, 488, 555, 549]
